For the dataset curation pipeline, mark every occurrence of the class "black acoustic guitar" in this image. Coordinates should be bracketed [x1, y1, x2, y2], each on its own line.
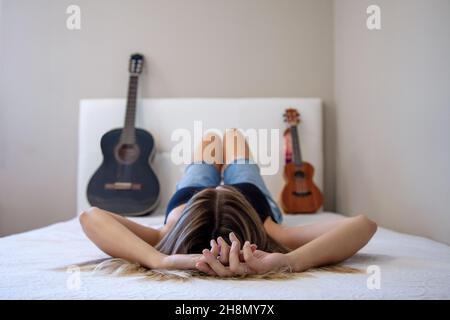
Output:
[87, 54, 160, 216]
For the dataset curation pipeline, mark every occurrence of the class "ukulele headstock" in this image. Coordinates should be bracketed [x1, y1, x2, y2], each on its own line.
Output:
[283, 108, 301, 126]
[129, 53, 144, 75]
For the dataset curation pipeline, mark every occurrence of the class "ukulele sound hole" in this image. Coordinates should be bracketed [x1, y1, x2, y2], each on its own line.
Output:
[294, 171, 305, 178]
[115, 144, 140, 164]
[293, 170, 311, 197]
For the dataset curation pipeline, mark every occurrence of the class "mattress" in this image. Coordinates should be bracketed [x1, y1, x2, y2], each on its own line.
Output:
[1, 212, 449, 299]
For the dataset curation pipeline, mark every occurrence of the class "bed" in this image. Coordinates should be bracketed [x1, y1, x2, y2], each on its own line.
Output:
[1, 212, 450, 299]
[1, 98, 449, 299]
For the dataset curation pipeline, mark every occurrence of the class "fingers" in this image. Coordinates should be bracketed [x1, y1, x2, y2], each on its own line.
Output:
[229, 231, 240, 245]
[201, 234, 258, 276]
[228, 232, 241, 266]
[199, 235, 259, 277]
[217, 237, 230, 265]
[218, 235, 257, 264]
[242, 241, 254, 262]
[229, 232, 257, 250]
[229, 239, 248, 275]
[228, 237, 240, 270]
[229, 232, 253, 263]
[195, 261, 216, 276]
[239, 244, 257, 261]
[244, 241, 265, 272]
[201, 249, 233, 277]
[210, 239, 220, 257]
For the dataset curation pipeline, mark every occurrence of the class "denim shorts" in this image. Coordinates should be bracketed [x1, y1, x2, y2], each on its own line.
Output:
[176, 159, 283, 223]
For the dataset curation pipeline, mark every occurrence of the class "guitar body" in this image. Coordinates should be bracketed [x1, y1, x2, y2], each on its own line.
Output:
[280, 162, 323, 213]
[87, 128, 160, 216]
[87, 54, 160, 216]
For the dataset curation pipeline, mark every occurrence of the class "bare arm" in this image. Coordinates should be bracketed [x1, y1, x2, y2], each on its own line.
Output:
[197, 215, 377, 276]
[104, 209, 161, 245]
[79, 207, 205, 270]
[285, 215, 377, 272]
[79, 207, 165, 268]
[265, 217, 350, 250]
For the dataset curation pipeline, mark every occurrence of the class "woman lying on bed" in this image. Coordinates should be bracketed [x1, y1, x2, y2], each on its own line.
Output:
[79, 129, 377, 277]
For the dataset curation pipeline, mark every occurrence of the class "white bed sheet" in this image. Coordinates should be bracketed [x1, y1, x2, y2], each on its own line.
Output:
[1, 213, 449, 299]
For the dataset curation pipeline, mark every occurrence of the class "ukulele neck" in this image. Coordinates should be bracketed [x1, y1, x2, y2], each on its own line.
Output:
[121, 74, 139, 144]
[290, 125, 303, 167]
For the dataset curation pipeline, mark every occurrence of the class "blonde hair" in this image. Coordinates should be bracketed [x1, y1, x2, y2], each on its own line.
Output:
[63, 185, 361, 280]
[60, 258, 361, 281]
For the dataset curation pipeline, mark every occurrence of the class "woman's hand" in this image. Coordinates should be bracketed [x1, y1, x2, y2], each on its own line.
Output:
[155, 236, 257, 272]
[195, 232, 290, 277]
[211, 235, 257, 265]
[242, 249, 290, 275]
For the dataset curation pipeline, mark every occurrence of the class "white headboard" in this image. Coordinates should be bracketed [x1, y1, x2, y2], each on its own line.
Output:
[77, 98, 323, 216]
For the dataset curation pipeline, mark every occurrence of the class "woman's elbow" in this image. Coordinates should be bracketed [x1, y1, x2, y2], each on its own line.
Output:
[355, 214, 378, 235]
[79, 207, 102, 230]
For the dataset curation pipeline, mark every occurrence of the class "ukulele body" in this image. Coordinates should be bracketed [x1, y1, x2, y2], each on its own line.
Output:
[87, 128, 160, 216]
[280, 162, 323, 214]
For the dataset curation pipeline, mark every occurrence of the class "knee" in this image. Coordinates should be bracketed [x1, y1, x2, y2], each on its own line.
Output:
[223, 128, 250, 160]
[223, 129, 248, 151]
[203, 132, 222, 144]
[223, 128, 243, 141]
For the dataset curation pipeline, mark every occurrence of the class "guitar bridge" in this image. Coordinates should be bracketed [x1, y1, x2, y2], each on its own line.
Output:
[104, 182, 142, 190]
[292, 191, 312, 197]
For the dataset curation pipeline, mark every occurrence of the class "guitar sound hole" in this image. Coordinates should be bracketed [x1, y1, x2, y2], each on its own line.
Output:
[115, 144, 140, 164]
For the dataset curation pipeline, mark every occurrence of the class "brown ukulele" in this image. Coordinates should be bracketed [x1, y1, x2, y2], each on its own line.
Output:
[280, 108, 324, 213]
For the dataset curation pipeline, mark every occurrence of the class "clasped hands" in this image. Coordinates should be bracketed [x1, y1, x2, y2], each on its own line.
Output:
[161, 232, 290, 277]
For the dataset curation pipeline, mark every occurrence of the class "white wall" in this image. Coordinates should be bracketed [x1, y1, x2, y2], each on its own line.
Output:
[334, 0, 450, 244]
[3, 0, 448, 245]
[0, 0, 334, 235]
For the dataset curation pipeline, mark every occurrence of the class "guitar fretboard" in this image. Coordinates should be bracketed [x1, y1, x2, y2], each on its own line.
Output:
[121, 75, 139, 144]
[290, 125, 303, 166]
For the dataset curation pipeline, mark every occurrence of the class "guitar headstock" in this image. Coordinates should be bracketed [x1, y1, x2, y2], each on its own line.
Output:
[129, 53, 144, 75]
[283, 108, 301, 126]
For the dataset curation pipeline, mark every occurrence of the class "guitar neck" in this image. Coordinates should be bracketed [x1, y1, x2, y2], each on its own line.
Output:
[290, 125, 303, 166]
[121, 75, 139, 144]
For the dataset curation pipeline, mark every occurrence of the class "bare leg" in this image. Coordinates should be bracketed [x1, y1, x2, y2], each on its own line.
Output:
[223, 129, 253, 169]
[164, 132, 224, 228]
[193, 132, 223, 172]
